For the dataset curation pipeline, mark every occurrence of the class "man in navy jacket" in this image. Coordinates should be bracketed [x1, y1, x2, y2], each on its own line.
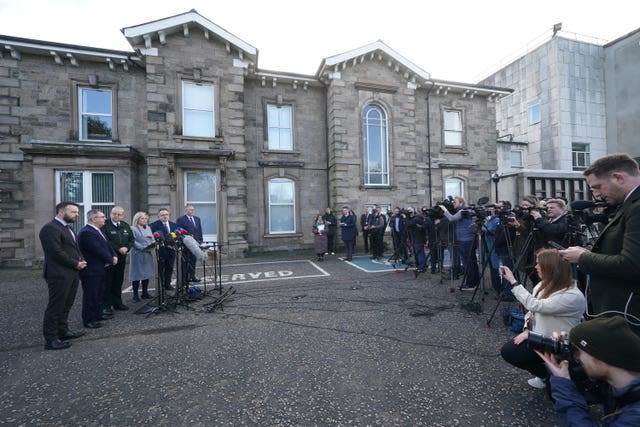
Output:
[176, 204, 203, 282]
[77, 209, 117, 329]
[150, 208, 178, 290]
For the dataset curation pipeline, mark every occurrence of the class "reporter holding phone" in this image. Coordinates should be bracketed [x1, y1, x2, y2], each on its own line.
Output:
[499, 248, 586, 389]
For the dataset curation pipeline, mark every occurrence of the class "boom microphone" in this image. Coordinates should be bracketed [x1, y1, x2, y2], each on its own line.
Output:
[571, 200, 609, 210]
[182, 235, 205, 261]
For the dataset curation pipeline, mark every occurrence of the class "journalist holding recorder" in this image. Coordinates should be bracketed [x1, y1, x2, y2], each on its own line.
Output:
[499, 249, 586, 389]
[536, 316, 640, 425]
[559, 153, 640, 335]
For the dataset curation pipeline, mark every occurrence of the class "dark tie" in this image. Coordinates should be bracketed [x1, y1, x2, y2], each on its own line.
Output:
[190, 217, 195, 227]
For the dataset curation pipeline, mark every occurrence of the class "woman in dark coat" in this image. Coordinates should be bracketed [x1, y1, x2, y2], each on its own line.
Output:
[340, 207, 357, 261]
[312, 214, 328, 261]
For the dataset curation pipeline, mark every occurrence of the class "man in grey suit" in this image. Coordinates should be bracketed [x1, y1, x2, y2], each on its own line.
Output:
[38, 202, 87, 350]
[560, 153, 640, 335]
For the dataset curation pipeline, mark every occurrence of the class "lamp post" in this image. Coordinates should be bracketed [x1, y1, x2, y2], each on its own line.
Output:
[491, 172, 501, 201]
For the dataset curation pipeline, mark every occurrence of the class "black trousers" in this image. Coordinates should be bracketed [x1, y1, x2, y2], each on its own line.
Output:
[43, 275, 79, 341]
[158, 248, 176, 289]
[81, 274, 106, 324]
[104, 255, 126, 307]
[501, 338, 548, 379]
[371, 231, 384, 257]
[183, 250, 197, 280]
[362, 230, 371, 253]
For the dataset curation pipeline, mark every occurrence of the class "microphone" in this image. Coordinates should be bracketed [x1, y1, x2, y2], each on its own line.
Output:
[153, 232, 162, 241]
[182, 235, 205, 261]
[571, 200, 609, 210]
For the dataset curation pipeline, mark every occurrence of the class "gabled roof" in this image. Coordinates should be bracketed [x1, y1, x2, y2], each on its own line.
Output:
[121, 9, 257, 62]
[316, 40, 430, 81]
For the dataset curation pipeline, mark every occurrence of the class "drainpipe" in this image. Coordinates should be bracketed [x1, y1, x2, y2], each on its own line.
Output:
[425, 81, 435, 205]
[323, 80, 331, 208]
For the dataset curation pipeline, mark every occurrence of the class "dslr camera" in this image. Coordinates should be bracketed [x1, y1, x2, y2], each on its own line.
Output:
[527, 331, 572, 360]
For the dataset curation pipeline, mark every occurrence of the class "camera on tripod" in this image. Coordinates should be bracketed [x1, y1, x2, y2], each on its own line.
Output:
[527, 331, 573, 360]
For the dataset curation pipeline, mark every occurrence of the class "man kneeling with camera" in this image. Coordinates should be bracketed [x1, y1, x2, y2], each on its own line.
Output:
[536, 316, 640, 425]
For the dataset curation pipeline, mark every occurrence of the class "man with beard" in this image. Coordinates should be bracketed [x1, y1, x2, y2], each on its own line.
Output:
[39, 202, 87, 350]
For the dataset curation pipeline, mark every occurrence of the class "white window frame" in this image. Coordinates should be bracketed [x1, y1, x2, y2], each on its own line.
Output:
[55, 170, 114, 231]
[445, 177, 465, 199]
[182, 81, 215, 138]
[572, 143, 591, 170]
[510, 149, 524, 168]
[267, 104, 293, 151]
[184, 171, 217, 242]
[443, 109, 463, 147]
[528, 102, 541, 125]
[78, 87, 113, 142]
[363, 104, 390, 186]
[268, 178, 296, 234]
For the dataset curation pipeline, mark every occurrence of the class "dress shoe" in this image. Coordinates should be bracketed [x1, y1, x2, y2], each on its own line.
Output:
[113, 303, 129, 311]
[141, 293, 153, 299]
[101, 308, 114, 316]
[132, 295, 140, 303]
[190, 277, 201, 283]
[84, 322, 103, 329]
[98, 314, 114, 321]
[60, 330, 85, 340]
[45, 339, 71, 350]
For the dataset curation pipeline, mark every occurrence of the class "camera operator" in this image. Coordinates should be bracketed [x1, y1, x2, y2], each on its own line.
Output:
[438, 196, 479, 290]
[389, 207, 408, 263]
[405, 207, 427, 272]
[559, 153, 640, 335]
[536, 316, 640, 425]
[421, 207, 438, 273]
[511, 195, 541, 285]
[499, 250, 586, 389]
[531, 198, 569, 247]
[482, 202, 516, 296]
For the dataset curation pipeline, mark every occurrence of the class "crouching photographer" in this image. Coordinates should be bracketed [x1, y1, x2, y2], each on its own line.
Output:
[535, 316, 640, 425]
[499, 249, 586, 389]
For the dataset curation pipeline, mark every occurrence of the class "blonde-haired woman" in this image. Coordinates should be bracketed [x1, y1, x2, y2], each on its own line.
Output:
[130, 211, 156, 302]
[500, 248, 586, 389]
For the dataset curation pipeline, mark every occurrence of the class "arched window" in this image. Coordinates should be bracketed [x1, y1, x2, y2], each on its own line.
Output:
[445, 177, 464, 199]
[362, 104, 389, 186]
[268, 178, 296, 234]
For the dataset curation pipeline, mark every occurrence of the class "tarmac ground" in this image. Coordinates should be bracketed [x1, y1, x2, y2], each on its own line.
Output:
[0, 249, 569, 426]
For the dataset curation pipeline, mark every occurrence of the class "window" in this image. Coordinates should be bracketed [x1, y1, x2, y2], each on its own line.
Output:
[182, 81, 215, 137]
[56, 171, 114, 232]
[528, 102, 541, 125]
[185, 171, 217, 241]
[363, 104, 389, 185]
[268, 178, 295, 234]
[79, 88, 112, 141]
[267, 104, 293, 150]
[510, 150, 524, 167]
[445, 177, 464, 199]
[443, 110, 462, 147]
[572, 143, 591, 171]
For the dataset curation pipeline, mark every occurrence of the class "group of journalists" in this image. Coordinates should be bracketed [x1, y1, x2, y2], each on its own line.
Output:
[382, 153, 640, 425]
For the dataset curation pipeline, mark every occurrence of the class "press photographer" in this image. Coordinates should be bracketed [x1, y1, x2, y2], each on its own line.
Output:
[482, 201, 516, 295]
[499, 250, 586, 390]
[535, 316, 640, 425]
[405, 207, 427, 272]
[438, 196, 479, 290]
[531, 198, 569, 247]
[559, 153, 640, 335]
[389, 207, 408, 264]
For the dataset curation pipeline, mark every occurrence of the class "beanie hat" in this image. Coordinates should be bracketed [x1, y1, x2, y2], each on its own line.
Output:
[570, 316, 640, 372]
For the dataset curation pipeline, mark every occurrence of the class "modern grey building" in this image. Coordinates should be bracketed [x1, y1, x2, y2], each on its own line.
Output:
[481, 26, 640, 204]
[0, 10, 510, 266]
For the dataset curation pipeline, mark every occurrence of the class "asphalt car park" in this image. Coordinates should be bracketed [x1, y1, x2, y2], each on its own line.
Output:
[0, 250, 564, 426]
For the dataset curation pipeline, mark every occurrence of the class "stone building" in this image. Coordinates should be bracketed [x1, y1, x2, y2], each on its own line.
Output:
[0, 10, 510, 266]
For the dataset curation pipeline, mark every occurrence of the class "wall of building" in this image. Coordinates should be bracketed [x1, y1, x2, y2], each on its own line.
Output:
[604, 29, 640, 158]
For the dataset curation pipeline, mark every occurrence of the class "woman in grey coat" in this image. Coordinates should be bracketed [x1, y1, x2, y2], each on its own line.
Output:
[129, 211, 156, 302]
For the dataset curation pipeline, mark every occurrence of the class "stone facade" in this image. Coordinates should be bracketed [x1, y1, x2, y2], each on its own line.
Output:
[0, 11, 509, 266]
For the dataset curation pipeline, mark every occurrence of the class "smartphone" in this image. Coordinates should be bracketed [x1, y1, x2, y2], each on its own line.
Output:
[547, 241, 566, 251]
[498, 261, 504, 278]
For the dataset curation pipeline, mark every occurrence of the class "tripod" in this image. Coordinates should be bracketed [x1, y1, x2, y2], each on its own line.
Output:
[171, 242, 194, 310]
[136, 242, 176, 316]
[202, 242, 224, 296]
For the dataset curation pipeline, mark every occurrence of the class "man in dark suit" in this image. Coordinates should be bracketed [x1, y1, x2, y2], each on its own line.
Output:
[150, 208, 178, 290]
[102, 206, 134, 314]
[78, 209, 118, 329]
[176, 204, 203, 282]
[38, 202, 87, 350]
[560, 153, 640, 335]
[360, 208, 372, 254]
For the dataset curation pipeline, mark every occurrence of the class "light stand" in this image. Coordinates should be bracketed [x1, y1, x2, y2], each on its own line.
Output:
[491, 172, 501, 201]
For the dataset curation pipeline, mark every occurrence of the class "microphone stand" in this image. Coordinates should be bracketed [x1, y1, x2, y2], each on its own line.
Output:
[137, 237, 176, 316]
